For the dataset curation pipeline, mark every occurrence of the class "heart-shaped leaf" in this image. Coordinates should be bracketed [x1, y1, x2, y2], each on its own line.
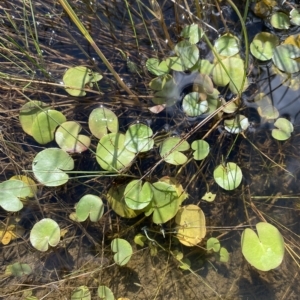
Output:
[55, 121, 91, 153]
[290, 8, 300, 25]
[180, 23, 203, 44]
[146, 58, 170, 76]
[272, 118, 294, 140]
[30, 218, 60, 252]
[241, 222, 285, 271]
[88, 107, 119, 139]
[214, 162, 242, 190]
[224, 115, 249, 134]
[206, 237, 221, 252]
[124, 123, 154, 153]
[272, 44, 300, 73]
[191, 140, 210, 160]
[32, 148, 74, 186]
[96, 133, 135, 171]
[270, 12, 290, 29]
[0, 180, 31, 212]
[97, 286, 115, 300]
[71, 286, 91, 300]
[5, 263, 32, 277]
[214, 33, 240, 57]
[111, 238, 132, 266]
[75, 194, 104, 222]
[182, 92, 208, 117]
[31, 109, 66, 144]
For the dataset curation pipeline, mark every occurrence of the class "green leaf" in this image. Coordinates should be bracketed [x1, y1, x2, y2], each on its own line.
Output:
[124, 180, 153, 210]
[219, 247, 229, 263]
[180, 24, 203, 44]
[55, 121, 90, 153]
[111, 238, 133, 266]
[71, 286, 91, 300]
[272, 44, 300, 73]
[175, 204, 206, 247]
[182, 92, 208, 117]
[30, 218, 60, 252]
[290, 8, 300, 25]
[270, 12, 290, 29]
[201, 192, 216, 202]
[146, 58, 170, 76]
[272, 118, 294, 141]
[241, 222, 285, 271]
[96, 133, 135, 171]
[214, 162, 242, 190]
[214, 33, 240, 57]
[31, 109, 66, 144]
[206, 237, 221, 252]
[97, 285, 115, 300]
[63, 66, 102, 97]
[5, 263, 32, 277]
[191, 140, 210, 160]
[179, 257, 191, 270]
[0, 180, 31, 212]
[19, 101, 49, 136]
[124, 123, 154, 153]
[88, 107, 119, 139]
[224, 115, 249, 134]
[134, 233, 147, 247]
[159, 137, 190, 165]
[250, 32, 279, 61]
[32, 148, 74, 186]
[75, 194, 104, 222]
[107, 185, 142, 218]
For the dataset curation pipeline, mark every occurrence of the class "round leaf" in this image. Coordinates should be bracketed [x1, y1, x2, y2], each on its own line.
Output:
[96, 133, 135, 171]
[175, 204, 206, 247]
[272, 44, 300, 73]
[75, 194, 104, 222]
[111, 238, 132, 266]
[219, 247, 229, 262]
[272, 118, 294, 141]
[182, 92, 208, 117]
[97, 285, 115, 300]
[19, 101, 49, 135]
[5, 263, 32, 277]
[146, 58, 170, 76]
[250, 32, 279, 61]
[214, 162, 242, 190]
[31, 109, 66, 144]
[30, 218, 60, 252]
[56, 121, 90, 153]
[159, 137, 190, 165]
[270, 12, 290, 29]
[71, 286, 91, 300]
[214, 33, 240, 57]
[88, 107, 119, 139]
[9, 175, 37, 198]
[241, 222, 285, 271]
[224, 115, 249, 134]
[290, 8, 300, 25]
[206, 237, 221, 252]
[124, 180, 153, 210]
[180, 24, 203, 44]
[32, 148, 74, 186]
[124, 123, 154, 153]
[191, 140, 210, 160]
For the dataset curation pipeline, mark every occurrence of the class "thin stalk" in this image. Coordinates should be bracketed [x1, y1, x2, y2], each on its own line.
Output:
[58, 0, 138, 102]
[123, 0, 139, 51]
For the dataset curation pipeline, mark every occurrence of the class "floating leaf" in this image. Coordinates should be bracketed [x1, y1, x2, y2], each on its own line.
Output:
[159, 137, 190, 165]
[98, 285, 115, 300]
[224, 115, 249, 134]
[111, 238, 132, 266]
[175, 204, 206, 247]
[146, 58, 170, 76]
[56, 121, 90, 153]
[0, 180, 31, 212]
[272, 44, 300, 73]
[63, 66, 102, 97]
[96, 133, 135, 171]
[19, 101, 49, 136]
[30, 218, 60, 252]
[31, 109, 66, 144]
[134, 233, 147, 247]
[182, 92, 208, 117]
[124, 124, 154, 153]
[191, 140, 210, 160]
[9, 175, 36, 198]
[191, 59, 214, 74]
[75, 194, 104, 222]
[107, 185, 142, 218]
[5, 263, 32, 277]
[201, 192, 216, 202]
[283, 33, 300, 48]
[214, 33, 240, 57]
[180, 23, 203, 44]
[250, 32, 279, 61]
[152, 76, 179, 106]
[270, 12, 290, 29]
[179, 257, 191, 270]
[149, 74, 172, 91]
[272, 118, 294, 141]
[88, 107, 119, 139]
[219, 247, 229, 262]
[32, 148, 74, 186]
[290, 8, 300, 25]
[71, 286, 91, 300]
[206, 237, 221, 252]
[124, 180, 153, 210]
[214, 162, 242, 190]
[241, 222, 285, 271]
